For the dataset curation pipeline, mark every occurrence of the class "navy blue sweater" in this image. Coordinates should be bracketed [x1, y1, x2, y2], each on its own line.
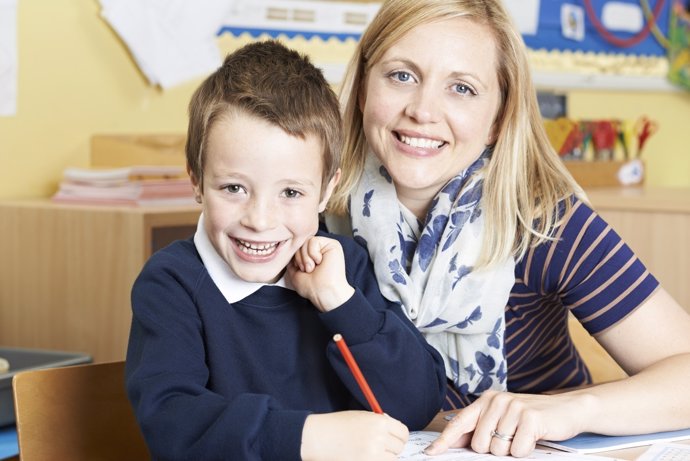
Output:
[126, 231, 446, 461]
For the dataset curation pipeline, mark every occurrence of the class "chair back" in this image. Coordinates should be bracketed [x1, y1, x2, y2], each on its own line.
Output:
[12, 360, 149, 460]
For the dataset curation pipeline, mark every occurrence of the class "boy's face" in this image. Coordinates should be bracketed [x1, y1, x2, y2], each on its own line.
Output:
[194, 110, 336, 284]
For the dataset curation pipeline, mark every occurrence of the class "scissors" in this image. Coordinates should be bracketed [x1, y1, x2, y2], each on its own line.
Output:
[591, 120, 617, 160]
[634, 116, 659, 159]
[619, 119, 637, 160]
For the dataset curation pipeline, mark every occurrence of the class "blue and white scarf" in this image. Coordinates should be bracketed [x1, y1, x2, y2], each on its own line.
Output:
[350, 150, 514, 395]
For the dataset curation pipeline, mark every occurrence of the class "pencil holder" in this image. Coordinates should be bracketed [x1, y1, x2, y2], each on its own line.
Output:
[544, 117, 653, 187]
[563, 159, 644, 188]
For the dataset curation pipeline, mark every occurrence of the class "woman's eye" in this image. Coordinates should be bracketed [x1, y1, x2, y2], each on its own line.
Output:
[283, 188, 302, 199]
[453, 83, 476, 96]
[390, 71, 414, 83]
[224, 184, 243, 194]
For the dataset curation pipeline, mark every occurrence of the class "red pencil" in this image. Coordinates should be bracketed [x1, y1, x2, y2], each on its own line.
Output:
[333, 333, 384, 414]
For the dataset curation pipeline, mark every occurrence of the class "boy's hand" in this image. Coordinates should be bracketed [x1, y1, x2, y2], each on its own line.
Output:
[287, 236, 355, 312]
[301, 411, 409, 461]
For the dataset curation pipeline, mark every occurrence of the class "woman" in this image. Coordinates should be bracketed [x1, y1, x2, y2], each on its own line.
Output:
[326, 0, 690, 457]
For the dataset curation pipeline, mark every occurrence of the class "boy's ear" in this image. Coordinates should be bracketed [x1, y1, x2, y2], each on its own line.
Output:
[318, 168, 341, 213]
[187, 166, 202, 200]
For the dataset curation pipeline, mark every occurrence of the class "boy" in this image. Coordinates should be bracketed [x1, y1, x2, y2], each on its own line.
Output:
[125, 40, 446, 461]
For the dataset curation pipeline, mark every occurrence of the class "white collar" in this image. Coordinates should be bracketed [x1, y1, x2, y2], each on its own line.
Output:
[193, 213, 293, 304]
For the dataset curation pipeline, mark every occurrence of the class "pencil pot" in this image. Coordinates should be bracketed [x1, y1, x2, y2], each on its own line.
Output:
[544, 116, 655, 188]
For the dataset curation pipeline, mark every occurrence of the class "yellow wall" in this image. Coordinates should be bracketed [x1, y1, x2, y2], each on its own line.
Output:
[568, 90, 690, 187]
[1, 0, 689, 200]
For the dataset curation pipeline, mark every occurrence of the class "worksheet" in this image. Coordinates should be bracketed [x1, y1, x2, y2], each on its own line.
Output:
[401, 432, 624, 461]
[636, 443, 690, 461]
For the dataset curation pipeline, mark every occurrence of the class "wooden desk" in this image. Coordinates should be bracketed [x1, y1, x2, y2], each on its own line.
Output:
[0, 199, 201, 362]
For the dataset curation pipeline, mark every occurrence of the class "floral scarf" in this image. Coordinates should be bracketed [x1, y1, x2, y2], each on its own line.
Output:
[349, 149, 515, 395]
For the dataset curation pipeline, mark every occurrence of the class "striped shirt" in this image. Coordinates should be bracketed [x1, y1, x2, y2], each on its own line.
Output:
[444, 199, 659, 409]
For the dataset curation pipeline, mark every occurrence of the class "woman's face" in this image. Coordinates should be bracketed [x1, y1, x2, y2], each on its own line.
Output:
[360, 17, 501, 215]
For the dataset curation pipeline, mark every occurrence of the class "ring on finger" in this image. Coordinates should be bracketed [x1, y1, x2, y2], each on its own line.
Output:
[490, 429, 514, 442]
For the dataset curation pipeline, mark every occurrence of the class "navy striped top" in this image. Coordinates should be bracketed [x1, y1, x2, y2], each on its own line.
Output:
[443, 199, 659, 409]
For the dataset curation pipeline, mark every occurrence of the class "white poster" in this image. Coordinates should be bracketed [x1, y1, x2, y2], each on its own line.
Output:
[0, 0, 18, 116]
[503, 0, 541, 36]
[99, 0, 233, 89]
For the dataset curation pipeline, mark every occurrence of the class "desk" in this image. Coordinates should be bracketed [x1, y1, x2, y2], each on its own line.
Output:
[0, 199, 201, 362]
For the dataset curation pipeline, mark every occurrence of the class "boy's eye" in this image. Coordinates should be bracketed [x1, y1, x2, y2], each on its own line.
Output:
[224, 184, 243, 194]
[283, 188, 302, 199]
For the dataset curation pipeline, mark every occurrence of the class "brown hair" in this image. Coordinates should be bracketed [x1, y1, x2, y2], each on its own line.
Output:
[186, 40, 342, 197]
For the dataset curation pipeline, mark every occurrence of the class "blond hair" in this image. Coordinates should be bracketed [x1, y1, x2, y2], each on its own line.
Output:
[331, 0, 586, 266]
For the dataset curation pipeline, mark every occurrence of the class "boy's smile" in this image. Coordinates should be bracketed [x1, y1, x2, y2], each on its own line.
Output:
[233, 238, 285, 261]
[194, 109, 334, 284]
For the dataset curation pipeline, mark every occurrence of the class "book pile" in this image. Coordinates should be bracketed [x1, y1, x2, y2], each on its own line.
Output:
[52, 165, 197, 206]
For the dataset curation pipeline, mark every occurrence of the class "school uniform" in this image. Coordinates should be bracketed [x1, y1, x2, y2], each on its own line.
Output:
[126, 224, 446, 461]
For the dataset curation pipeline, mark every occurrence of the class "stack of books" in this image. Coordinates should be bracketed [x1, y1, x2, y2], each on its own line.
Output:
[52, 165, 197, 206]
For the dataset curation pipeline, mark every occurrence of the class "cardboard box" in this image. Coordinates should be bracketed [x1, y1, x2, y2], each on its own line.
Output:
[91, 134, 186, 168]
[0, 347, 91, 426]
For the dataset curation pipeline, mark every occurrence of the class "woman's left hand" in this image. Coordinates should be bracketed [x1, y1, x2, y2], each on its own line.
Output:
[424, 390, 591, 458]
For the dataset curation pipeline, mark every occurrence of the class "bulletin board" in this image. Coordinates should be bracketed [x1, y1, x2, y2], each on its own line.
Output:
[523, 0, 672, 56]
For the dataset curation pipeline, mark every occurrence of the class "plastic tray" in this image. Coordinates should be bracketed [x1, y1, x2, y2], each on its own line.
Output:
[0, 347, 92, 427]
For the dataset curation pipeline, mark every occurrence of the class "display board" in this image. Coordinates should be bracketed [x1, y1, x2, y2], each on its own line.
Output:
[217, 0, 673, 57]
[520, 0, 671, 57]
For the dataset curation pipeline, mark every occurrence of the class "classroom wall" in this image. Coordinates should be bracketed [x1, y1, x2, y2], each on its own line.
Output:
[1, 0, 689, 200]
[568, 90, 690, 187]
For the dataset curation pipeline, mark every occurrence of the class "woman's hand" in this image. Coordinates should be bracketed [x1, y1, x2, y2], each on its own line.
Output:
[287, 236, 355, 312]
[425, 390, 592, 458]
[301, 411, 409, 461]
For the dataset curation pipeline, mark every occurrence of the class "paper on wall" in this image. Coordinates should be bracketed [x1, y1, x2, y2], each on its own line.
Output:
[98, 0, 233, 89]
[0, 0, 18, 116]
[219, 0, 381, 37]
[602, 2, 644, 33]
[503, 0, 541, 36]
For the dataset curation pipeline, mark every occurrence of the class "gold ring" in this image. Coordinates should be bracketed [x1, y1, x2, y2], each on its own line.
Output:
[491, 429, 514, 442]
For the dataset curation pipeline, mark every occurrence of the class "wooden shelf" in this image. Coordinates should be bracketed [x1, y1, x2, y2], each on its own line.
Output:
[0, 200, 201, 362]
[586, 187, 690, 311]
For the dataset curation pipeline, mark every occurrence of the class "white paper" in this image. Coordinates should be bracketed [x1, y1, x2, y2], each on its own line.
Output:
[503, 0, 541, 36]
[221, 0, 381, 36]
[637, 443, 690, 461]
[617, 159, 644, 186]
[602, 2, 643, 33]
[0, 0, 18, 116]
[400, 432, 624, 461]
[99, 0, 234, 89]
[561, 4, 585, 42]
